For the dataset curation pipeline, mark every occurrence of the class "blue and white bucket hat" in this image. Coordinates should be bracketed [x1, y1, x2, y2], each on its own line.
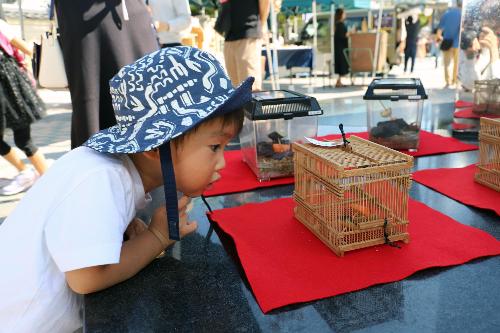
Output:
[84, 46, 254, 240]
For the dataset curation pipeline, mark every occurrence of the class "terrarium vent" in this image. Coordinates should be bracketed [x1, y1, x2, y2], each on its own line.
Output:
[373, 89, 418, 96]
[261, 102, 310, 115]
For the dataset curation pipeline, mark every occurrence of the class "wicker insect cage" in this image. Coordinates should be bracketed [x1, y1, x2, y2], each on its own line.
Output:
[475, 117, 500, 191]
[293, 134, 414, 256]
[239, 90, 323, 181]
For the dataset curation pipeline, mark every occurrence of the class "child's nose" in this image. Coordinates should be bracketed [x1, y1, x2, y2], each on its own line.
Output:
[215, 153, 226, 171]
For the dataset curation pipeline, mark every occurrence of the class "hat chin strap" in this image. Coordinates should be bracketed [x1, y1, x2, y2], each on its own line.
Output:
[159, 143, 180, 241]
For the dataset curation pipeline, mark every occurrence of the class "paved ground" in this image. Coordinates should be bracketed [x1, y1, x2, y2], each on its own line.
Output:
[0, 56, 454, 223]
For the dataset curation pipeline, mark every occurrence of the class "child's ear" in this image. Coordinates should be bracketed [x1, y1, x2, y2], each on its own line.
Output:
[143, 149, 160, 161]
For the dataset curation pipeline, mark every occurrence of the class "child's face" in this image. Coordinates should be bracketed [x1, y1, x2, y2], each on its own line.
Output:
[172, 119, 236, 197]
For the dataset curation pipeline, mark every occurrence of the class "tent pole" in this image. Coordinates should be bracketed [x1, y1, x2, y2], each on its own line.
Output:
[330, 2, 335, 86]
[264, 1, 276, 90]
[17, 0, 25, 39]
[270, 0, 280, 89]
[372, 0, 384, 78]
[310, 0, 317, 92]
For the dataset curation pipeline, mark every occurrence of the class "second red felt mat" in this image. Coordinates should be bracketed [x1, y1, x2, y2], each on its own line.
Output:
[412, 164, 500, 215]
[209, 197, 500, 313]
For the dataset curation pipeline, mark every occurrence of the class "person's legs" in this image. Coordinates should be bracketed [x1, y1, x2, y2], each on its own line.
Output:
[223, 40, 239, 87]
[451, 47, 459, 85]
[335, 76, 345, 87]
[410, 46, 417, 72]
[13, 126, 48, 175]
[3, 150, 26, 172]
[234, 38, 262, 91]
[0, 127, 45, 195]
[0, 128, 25, 172]
[404, 49, 410, 72]
[442, 49, 452, 85]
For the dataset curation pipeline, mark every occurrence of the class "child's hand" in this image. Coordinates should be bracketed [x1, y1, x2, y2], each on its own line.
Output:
[479, 27, 499, 61]
[125, 217, 148, 240]
[148, 196, 198, 248]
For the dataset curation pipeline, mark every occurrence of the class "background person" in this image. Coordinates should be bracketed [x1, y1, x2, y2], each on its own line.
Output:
[436, 1, 462, 87]
[222, 0, 270, 91]
[0, 19, 48, 195]
[55, 0, 159, 148]
[404, 15, 420, 74]
[459, 26, 499, 91]
[148, 0, 192, 48]
[334, 8, 350, 88]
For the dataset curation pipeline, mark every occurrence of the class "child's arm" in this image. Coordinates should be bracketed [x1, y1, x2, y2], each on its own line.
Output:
[10, 37, 33, 57]
[65, 196, 197, 294]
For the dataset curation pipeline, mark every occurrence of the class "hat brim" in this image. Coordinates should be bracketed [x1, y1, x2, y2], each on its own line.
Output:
[84, 77, 254, 154]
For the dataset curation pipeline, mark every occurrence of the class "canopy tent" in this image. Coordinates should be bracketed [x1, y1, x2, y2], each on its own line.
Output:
[279, 0, 388, 82]
[281, 0, 335, 14]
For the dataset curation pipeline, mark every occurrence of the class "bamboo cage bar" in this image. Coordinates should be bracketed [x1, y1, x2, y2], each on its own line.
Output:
[293, 136, 413, 256]
[475, 118, 500, 191]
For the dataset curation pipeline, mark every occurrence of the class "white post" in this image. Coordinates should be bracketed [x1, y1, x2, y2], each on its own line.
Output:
[330, 3, 335, 85]
[270, 0, 280, 89]
[17, 0, 26, 39]
[309, 0, 317, 93]
[372, 0, 384, 78]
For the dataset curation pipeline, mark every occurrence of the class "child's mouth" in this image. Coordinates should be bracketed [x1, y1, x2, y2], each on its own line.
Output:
[206, 175, 220, 190]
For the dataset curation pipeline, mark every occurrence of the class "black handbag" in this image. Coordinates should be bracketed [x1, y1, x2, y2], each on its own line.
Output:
[440, 39, 453, 51]
[214, 0, 231, 37]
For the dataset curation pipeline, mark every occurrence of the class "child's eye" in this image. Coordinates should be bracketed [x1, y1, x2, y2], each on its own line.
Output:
[210, 144, 221, 152]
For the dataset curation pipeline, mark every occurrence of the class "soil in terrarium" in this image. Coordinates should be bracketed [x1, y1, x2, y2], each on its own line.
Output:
[369, 118, 419, 150]
[256, 131, 294, 178]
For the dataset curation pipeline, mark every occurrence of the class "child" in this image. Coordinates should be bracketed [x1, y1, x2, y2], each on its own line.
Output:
[0, 19, 49, 195]
[0, 46, 253, 332]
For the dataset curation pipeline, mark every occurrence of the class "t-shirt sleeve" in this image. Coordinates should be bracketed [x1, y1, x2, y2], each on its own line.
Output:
[438, 12, 448, 31]
[45, 168, 132, 272]
[168, 1, 192, 32]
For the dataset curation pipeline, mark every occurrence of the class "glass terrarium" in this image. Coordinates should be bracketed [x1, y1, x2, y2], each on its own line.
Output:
[473, 79, 500, 115]
[239, 90, 322, 181]
[364, 78, 428, 150]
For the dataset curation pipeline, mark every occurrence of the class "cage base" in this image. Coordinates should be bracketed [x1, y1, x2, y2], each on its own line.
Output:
[294, 203, 409, 257]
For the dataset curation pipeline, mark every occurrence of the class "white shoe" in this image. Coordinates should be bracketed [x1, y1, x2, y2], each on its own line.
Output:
[0, 167, 39, 195]
[0, 178, 12, 187]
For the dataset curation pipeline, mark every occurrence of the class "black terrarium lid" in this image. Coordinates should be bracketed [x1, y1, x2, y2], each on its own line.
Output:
[363, 78, 428, 101]
[243, 90, 323, 120]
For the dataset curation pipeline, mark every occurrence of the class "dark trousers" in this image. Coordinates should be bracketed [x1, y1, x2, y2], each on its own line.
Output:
[0, 126, 37, 157]
[161, 43, 182, 48]
[404, 44, 417, 73]
[55, 0, 159, 148]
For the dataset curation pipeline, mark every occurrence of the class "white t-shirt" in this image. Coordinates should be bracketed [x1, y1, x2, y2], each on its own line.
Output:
[0, 147, 150, 333]
[459, 48, 500, 91]
[149, 0, 192, 45]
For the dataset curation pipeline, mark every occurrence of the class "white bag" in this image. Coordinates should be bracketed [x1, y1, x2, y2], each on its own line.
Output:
[38, 26, 68, 89]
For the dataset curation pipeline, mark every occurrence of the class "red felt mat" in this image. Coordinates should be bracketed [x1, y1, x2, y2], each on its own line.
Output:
[413, 164, 500, 215]
[209, 198, 500, 313]
[204, 131, 477, 197]
[452, 122, 476, 130]
[320, 130, 477, 157]
[454, 108, 500, 119]
[455, 100, 474, 109]
[203, 150, 294, 197]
